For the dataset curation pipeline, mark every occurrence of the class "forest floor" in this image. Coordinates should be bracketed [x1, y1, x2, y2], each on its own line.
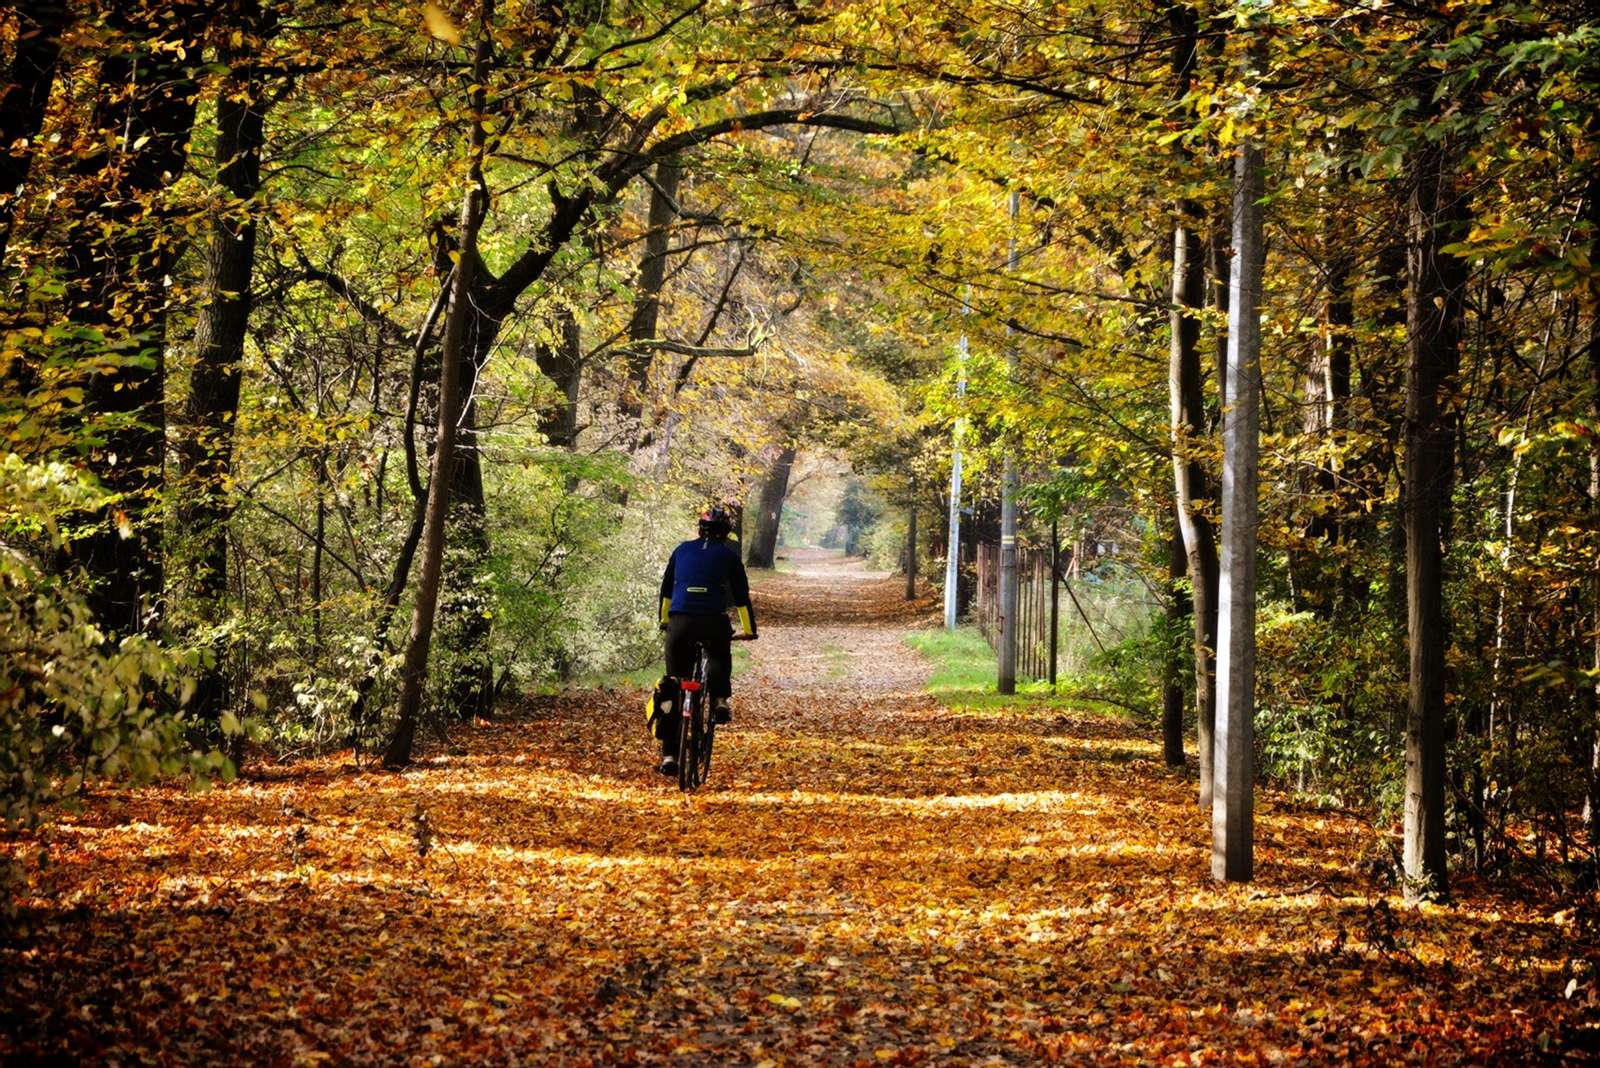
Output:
[4, 548, 1599, 1065]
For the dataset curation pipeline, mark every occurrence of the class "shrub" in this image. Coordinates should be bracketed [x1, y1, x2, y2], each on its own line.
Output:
[1, 455, 226, 901]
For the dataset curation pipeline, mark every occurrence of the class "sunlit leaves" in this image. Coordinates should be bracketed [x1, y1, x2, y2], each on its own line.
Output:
[421, 2, 463, 45]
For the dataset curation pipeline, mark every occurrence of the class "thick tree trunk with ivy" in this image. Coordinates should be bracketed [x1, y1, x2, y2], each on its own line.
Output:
[177, 8, 272, 720]
[1402, 133, 1469, 901]
[746, 446, 796, 569]
[64, 2, 208, 638]
[437, 321, 496, 720]
[0, 1, 69, 264]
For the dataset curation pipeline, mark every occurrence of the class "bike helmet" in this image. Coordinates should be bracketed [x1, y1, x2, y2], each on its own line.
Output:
[698, 505, 733, 539]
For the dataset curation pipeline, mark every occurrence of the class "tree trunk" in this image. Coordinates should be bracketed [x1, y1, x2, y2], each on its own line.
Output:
[1209, 211, 1231, 425]
[1586, 176, 1600, 856]
[1320, 210, 1354, 593]
[344, 279, 451, 739]
[1164, 7, 1224, 804]
[622, 159, 680, 432]
[1172, 214, 1219, 804]
[1212, 106, 1265, 885]
[175, 15, 270, 718]
[1589, 293, 1600, 856]
[311, 446, 328, 654]
[1292, 170, 1353, 618]
[746, 446, 796, 569]
[384, 0, 494, 768]
[997, 191, 1021, 696]
[64, 2, 208, 638]
[1163, 513, 1189, 768]
[0, 1, 69, 265]
[1167, 2, 1219, 805]
[1402, 132, 1469, 901]
[170, 20, 267, 713]
[904, 504, 918, 600]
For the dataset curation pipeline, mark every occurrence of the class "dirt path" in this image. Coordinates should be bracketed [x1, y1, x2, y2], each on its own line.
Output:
[3, 550, 1594, 1064]
[749, 547, 938, 695]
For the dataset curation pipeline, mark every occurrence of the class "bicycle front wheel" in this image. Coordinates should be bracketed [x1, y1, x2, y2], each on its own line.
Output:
[696, 710, 716, 784]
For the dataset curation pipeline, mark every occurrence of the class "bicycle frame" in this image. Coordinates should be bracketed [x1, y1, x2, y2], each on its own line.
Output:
[674, 645, 712, 790]
[669, 628, 748, 790]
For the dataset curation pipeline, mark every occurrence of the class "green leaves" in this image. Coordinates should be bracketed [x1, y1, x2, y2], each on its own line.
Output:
[0, 455, 231, 905]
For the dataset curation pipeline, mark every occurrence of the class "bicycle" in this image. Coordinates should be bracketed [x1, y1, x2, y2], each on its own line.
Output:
[672, 633, 753, 791]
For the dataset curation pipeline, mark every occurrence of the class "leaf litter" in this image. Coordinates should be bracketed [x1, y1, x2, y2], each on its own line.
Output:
[3, 550, 1597, 1064]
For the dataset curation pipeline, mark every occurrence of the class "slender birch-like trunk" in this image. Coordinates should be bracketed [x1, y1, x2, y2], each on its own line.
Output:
[1213, 20, 1267, 882]
[384, 0, 495, 768]
[1213, 131, 1264, 883]
[1167, 1, 1219, 806]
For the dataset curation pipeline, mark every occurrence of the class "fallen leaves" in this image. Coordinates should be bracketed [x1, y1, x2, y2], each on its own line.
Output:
[2, 552, 1597, 1063]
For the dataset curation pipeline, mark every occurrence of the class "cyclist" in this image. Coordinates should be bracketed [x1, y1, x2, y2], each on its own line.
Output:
[654, 505, 758, 776]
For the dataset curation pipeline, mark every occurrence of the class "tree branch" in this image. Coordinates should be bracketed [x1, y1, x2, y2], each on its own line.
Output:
[293, 254, 411, 341]
[490, 106, 901, 316]
[629, 338, 756, 359]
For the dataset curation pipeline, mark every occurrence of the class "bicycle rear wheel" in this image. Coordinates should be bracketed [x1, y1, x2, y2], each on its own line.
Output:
[676, 692, 697, 790]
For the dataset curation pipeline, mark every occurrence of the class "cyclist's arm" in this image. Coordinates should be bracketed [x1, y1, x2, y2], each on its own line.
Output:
[728, 550, 757, 638]
[658, 550, 676, 627]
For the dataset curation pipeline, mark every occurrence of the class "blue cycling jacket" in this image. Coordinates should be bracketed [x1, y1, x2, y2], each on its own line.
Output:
[659, 538, 756, 636]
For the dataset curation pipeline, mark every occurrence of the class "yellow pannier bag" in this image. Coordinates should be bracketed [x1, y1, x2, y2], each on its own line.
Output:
[645, 676, 680, 740]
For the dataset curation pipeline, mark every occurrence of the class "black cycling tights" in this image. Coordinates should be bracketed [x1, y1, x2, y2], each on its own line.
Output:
[665, 614, 733, 701]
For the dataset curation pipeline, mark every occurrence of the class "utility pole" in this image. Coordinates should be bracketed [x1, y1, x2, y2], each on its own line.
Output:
[998, 189, 1021, 693]
[943, 288, 970, 631]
